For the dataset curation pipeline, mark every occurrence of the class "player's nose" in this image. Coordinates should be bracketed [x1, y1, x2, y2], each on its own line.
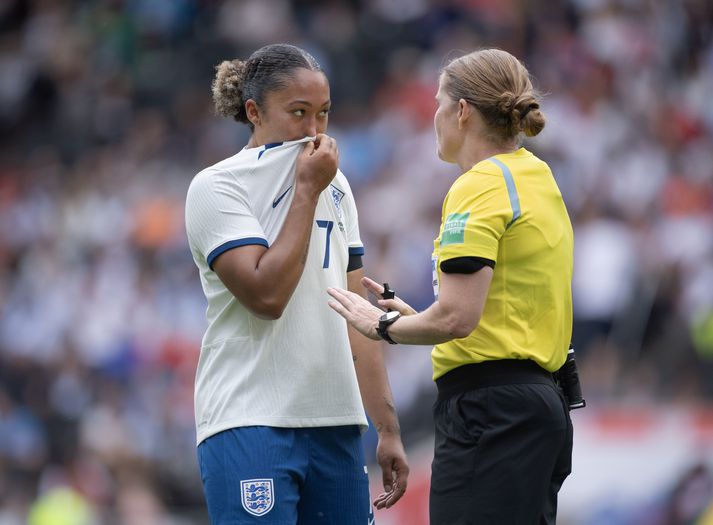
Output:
[303, 117, 317, 138]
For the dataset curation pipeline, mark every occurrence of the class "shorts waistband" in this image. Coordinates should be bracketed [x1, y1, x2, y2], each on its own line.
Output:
[435, 359, 555, 401]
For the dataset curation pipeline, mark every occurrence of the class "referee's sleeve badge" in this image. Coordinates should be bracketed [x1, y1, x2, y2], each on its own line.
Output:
[441, 212, 470, 245]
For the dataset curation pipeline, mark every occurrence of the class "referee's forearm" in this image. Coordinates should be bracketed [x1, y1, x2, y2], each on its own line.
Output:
[387, 302, 475, 345]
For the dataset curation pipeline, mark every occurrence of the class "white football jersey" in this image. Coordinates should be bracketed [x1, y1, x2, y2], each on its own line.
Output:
[185, 137, 368, 445]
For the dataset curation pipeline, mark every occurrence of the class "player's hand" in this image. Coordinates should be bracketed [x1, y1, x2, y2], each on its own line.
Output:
[373, 433, 409, 509]
[361, 277, 417, 316]
[327, 287, 382, 340]
[295, 134, 338, 198]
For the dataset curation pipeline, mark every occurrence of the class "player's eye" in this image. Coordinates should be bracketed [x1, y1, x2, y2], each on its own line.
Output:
[292, 109, 305, 117]
[319, 109, 330, 117]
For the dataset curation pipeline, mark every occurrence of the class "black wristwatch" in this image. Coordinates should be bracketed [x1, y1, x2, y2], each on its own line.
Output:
[376, 310, 401, 345]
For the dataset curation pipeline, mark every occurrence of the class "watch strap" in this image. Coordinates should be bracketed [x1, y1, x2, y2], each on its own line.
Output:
[377, 311, 400, 345]
[376, 324, 397, 345]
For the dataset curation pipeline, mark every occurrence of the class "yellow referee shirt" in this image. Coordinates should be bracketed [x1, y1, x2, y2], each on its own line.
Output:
[431, 148, 573, 380]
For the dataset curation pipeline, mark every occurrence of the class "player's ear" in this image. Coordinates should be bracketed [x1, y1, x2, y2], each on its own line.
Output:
[245, 99, 261, 127]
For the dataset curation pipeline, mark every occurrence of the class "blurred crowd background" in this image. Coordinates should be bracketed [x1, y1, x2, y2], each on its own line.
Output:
[1, 0, 712, 523]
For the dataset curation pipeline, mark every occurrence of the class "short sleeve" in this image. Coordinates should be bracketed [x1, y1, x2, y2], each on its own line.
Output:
[438, 171, 513, 263]
[337, 172, 365, 257]
[185, 170, 268, 270]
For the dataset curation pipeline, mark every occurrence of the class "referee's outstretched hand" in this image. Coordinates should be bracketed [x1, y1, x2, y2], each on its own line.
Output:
[327, 287, 382, 340]
[327, 277, 418, 341]
[295, 134, 339, 197]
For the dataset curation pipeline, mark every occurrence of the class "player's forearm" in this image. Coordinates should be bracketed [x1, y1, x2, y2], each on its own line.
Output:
[350, 327, 401, 436]
[251, 186, 320, 317]
[346, 269, 402, 435]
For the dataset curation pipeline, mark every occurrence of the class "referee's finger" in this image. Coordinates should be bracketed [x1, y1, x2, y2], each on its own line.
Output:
[326, 287, 354, 306]
[327, 299, 350, 319]
[377, 299, 399, 312]
[361, 276, 384, 296]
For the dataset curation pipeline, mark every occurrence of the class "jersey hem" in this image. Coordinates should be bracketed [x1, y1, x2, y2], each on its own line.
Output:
[196, 415, 369, 445]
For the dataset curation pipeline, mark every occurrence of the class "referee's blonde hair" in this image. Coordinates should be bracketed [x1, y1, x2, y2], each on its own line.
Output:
[442, 49, 545, 141]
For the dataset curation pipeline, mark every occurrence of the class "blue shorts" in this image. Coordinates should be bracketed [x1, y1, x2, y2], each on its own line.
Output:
[197, 425, 374, 524]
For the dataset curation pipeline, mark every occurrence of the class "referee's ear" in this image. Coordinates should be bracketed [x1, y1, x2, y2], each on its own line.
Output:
[457, 98, 473, 129]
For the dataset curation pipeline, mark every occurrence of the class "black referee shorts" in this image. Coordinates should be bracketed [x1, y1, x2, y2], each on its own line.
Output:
[430, 359, 573, 525]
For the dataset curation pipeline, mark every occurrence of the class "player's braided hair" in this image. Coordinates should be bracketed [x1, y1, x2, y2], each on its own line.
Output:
[442, 49, 545, 141]
[212, 44, 323, 130]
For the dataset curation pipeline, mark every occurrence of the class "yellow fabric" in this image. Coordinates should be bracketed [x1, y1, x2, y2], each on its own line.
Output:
[432, 148, 573, 379]
[696, 502, 713, 524]
[28, 487, 94, 525]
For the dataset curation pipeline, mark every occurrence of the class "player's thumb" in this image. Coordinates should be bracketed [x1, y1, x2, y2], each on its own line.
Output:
[381, 463, 394, 493]
[302, 141, 315, 156]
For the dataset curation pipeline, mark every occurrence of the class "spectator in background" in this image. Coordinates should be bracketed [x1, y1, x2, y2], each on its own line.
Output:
[184, 44, 408, 524]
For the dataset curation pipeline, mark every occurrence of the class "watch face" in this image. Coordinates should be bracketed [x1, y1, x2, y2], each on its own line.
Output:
[381, 310, 401, 322]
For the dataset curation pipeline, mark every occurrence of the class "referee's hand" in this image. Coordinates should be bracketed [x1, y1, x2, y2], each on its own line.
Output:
[374, 433, 409, 509]
[326, 287, 382, 340]
[361, 277, 417, 316]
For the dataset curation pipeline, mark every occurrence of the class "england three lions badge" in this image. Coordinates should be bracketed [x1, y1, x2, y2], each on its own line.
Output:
[241, 478, 274, 517]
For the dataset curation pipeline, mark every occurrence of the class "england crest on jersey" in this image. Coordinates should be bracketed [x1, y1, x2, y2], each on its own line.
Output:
[330, 184, 345, 210]
[330, 184, 346, 231]
[241, 478, 274, 517]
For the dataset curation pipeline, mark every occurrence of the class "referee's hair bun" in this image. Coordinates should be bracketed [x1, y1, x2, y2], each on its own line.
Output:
[515, 93, 546, 137]
[212, 60, 249, 123]
[498, 91, 546, 138]
[496, 91, 518, 116]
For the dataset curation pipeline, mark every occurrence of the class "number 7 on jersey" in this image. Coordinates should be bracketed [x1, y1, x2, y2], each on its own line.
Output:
[316, 220, 334, 268]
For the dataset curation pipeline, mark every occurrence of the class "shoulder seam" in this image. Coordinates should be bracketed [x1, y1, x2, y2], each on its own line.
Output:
[488, 157, 521, 228]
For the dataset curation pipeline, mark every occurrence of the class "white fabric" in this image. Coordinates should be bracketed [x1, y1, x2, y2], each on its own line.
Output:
[185, 137, 367, 445]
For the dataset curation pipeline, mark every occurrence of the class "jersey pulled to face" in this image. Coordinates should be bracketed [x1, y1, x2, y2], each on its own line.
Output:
[185, 137, 367, 444]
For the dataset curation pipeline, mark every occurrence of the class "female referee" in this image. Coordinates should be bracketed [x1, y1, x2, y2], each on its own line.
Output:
[184, 44, 408, 524]
[328, 48, 574, 524]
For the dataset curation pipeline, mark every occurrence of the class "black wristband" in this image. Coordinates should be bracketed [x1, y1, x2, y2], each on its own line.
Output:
[377, 311, 401, 345]
[376, 324, 397, 344]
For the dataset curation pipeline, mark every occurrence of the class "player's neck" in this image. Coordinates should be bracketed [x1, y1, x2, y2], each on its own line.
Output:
[246, 135, 263, 149]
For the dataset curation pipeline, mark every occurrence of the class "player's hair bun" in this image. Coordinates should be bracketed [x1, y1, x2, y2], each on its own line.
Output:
[212, 60, 249, 123]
